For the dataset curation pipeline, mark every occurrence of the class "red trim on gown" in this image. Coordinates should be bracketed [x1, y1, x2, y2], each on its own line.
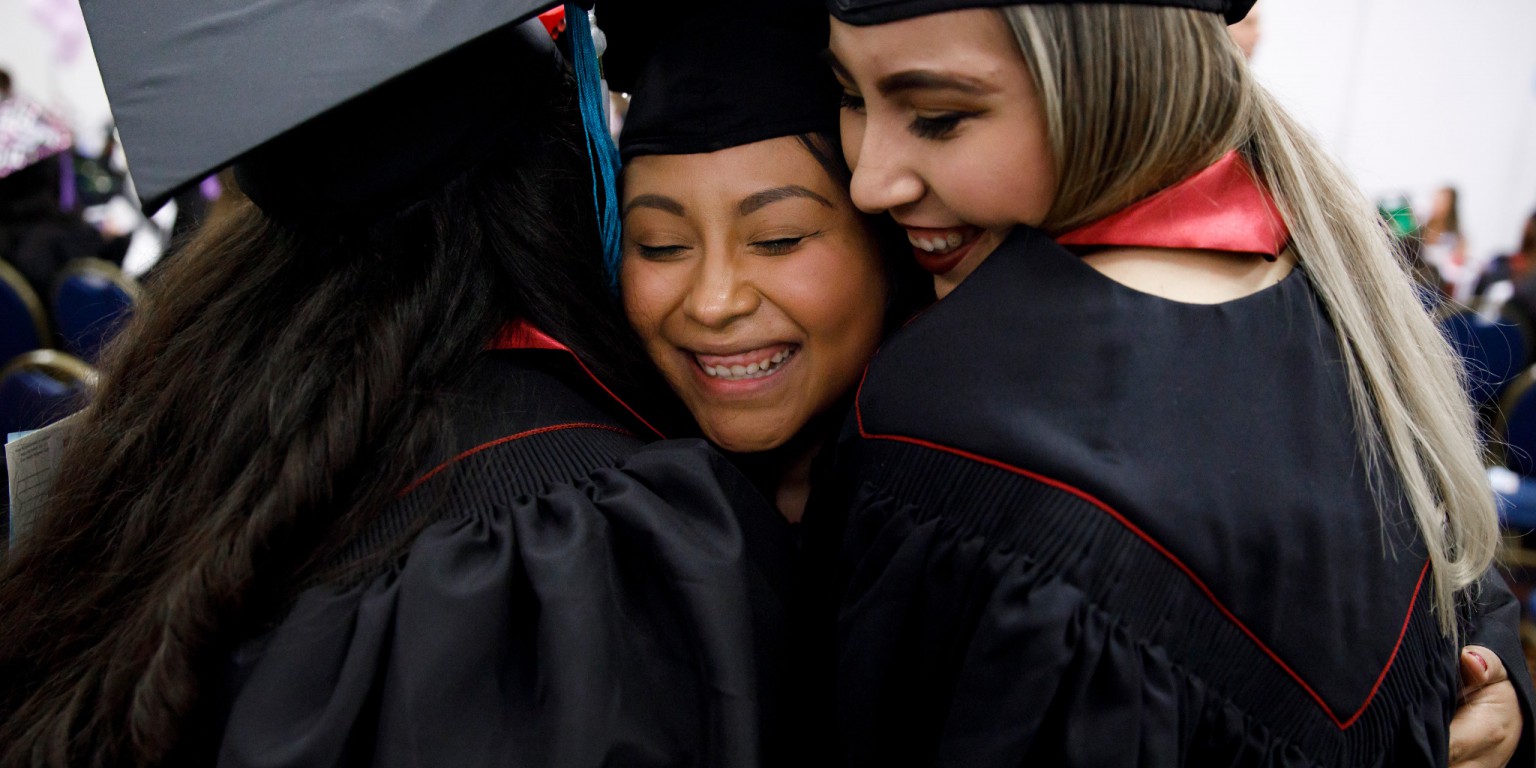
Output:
[1058, 151, 1290, 259]
[490, 319, 666, 439]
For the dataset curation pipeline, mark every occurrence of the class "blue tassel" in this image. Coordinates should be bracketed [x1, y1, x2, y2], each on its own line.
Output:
[566, 4, 623, 291]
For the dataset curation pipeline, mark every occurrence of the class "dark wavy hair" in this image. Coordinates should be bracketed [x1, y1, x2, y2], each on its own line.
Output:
[0, 61, 670, 766]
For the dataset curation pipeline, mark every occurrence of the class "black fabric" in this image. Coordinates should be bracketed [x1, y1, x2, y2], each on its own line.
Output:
[609, 2, 841, 161]
[214, 348, 795, 767]
[828, 226, 1466, 765]
[0, 219, 112, 305]
[77, 0, 577, 214]
[827, 0, 1256, 25]
[231, 19, 559, 228]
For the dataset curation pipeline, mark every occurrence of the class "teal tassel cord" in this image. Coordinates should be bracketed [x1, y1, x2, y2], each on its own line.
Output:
[566, 4, 624, 291]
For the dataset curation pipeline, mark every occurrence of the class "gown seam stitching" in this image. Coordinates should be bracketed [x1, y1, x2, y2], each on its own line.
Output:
[854, 374, 1423, 732]
[398, 422, 635, 498]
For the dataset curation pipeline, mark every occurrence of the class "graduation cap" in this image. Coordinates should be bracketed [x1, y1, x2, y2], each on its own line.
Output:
[77, 0, 598, 222]
[601, 0, 842, 160]
[827, 0, 1257, 26]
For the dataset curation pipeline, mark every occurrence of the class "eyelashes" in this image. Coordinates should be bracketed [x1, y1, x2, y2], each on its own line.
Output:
[630, 233, 820, 260]
[752, 236, 808, 256]
[839, 91, 976, 141]
[634, 244, 686, 260]
[910, 113, 971, 140]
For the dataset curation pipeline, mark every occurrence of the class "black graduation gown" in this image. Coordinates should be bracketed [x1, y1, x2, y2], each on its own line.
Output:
[213, 343, 794, 767]
[827, 226, 1524, 766]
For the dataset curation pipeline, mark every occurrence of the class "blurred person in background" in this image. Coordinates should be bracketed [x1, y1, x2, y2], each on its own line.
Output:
[0, 67, 117, 304]
[1421, 184, 1473, 300]
[1482, 210, 1536, 326]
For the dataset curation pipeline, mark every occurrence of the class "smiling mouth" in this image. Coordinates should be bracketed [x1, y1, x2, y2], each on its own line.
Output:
[902, 226, 984, 275]
[693, 344, 800, 381]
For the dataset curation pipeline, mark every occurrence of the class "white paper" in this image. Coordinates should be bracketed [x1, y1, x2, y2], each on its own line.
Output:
[6, 412, 79, 551]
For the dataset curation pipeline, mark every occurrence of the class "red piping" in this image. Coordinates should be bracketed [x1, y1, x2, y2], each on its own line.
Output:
[854, 374, 1425, 731]
[398, 422, 633, 498]
[489, 319, 665, 439]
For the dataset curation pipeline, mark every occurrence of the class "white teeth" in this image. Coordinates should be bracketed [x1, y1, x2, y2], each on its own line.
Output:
[696, 347, 798, 381]
[908, 232, 966, 254]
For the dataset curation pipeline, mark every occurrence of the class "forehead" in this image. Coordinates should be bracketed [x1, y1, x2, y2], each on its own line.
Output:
[827, 10, 1022, 80]
[622, 136, 840, 202]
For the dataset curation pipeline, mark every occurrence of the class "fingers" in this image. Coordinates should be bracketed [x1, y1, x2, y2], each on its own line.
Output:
[1461, 645, 1511, 698]
[1449, 672, 1522, 768]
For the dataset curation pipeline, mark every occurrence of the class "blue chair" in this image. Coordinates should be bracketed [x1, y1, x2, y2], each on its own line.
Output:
[1442, 310, 1528, 406]
[1492, 372, 1536, 536]
[52, 258, 139, 363]
[1502, 371, 1536, 474]
[0, 259, 49, 368]
[0, 349, 96, 437]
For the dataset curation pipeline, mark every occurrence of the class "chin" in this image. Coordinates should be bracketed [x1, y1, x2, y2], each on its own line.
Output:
[701, 423, 793, 455]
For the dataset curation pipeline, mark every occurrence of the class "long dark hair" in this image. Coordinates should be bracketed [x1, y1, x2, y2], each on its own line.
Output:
[0, 65, 667, 766]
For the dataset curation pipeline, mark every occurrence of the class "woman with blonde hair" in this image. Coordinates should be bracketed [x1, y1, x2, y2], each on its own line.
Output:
[822, 0, 1531, 764]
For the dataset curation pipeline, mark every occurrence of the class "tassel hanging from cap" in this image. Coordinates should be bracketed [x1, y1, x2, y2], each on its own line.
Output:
[566, 4, 624, 291]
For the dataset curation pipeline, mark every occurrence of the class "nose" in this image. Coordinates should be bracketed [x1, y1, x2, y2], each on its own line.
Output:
[681, 246, 759, 330]
[847, 122, 925, 215]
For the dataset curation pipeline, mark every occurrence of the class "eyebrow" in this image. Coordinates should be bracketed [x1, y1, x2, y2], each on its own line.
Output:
[876, 70, 996, 97]
[824, 49, 995, 97]
[739, 185, 834, 216]
[623, 193, 685, 218]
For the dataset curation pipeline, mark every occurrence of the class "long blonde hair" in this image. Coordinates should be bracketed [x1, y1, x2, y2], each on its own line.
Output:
[1004, 4, 1496, 632]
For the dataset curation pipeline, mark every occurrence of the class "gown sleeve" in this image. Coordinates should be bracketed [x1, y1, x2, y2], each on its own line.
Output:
[215, 439, 792, 768]
[1463, 567, 1536, 766]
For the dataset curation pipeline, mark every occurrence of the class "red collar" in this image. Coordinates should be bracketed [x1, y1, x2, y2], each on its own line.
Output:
[1057, 151, 1289, 259]
[489, 319, 665, 439]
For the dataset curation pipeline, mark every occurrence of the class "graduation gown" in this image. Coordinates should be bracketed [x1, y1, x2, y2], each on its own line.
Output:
[826, 221, 1519, 767]
[212, 324, 794, 768]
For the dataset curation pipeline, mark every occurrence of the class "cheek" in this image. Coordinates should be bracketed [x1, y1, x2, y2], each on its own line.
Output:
[620, 260, 678, 352]
[774, 242, 886, 384]
[954, 126, 1056, 227]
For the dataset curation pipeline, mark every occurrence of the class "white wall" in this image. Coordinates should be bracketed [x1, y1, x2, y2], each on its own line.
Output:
[0, 0, 113, 155]
[1252, 0, 1536, 264]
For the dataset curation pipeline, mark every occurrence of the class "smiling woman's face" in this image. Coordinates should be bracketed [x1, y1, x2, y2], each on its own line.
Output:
[621, 136, 887, 453]
[829, 9, 1058, 298]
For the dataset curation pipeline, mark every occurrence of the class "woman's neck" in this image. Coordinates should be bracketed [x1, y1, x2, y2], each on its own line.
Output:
[773, 444, 819, 523]
[728, 411, 841, 523]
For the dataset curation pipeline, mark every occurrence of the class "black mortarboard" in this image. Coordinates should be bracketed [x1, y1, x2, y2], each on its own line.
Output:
[602, 1, 842, 160]
[78, 0, 586, 218]
[828, 0, 1256, 26]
